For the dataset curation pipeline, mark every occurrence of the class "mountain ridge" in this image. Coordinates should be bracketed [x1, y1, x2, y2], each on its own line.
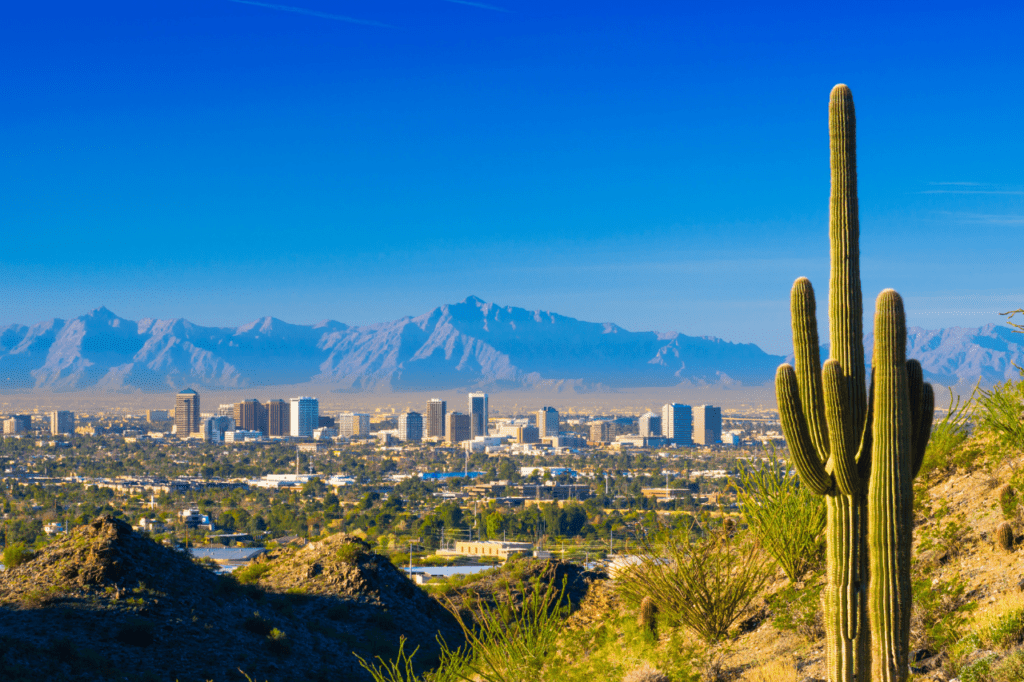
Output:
[0, 298, 1019, 394]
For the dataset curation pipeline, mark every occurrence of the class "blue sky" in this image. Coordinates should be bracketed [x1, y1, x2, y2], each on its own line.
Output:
[2, 1, 1022, 354]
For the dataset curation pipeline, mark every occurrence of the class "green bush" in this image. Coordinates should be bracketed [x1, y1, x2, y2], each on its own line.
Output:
[233, 562, 272, 585]
[734, 457, 825, 582]
[266, 627, 291, 655]
[984, 608, 1024, 649]
[616, 518, 772, 644]
[975, 379, 1024, 451]
[2, 543, 34, 569]
[919, 388, 973, 479]
[243, 612, 273, 636]
[338, 541, 365, 564]
[770, 576, 825, 640]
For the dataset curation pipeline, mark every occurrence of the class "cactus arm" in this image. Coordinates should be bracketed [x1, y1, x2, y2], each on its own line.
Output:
[911, 383, 935, 479]
[828, 84, 868, 435]
[856, 369, 875, 482]
[792, 277, 831, 459]
[777, 364, 834, 495]
[868, 289, 914, 682]
[907, 360, 924, 455]
[824, 359, 860, 496]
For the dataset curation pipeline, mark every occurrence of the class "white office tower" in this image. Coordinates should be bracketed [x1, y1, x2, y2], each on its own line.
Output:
[661, 403, 693, 446]
[49, 410, 75, 435]
[536, 406, 559, 437]
[290, 397, 319, 438]
[638, 411, 661, 438]
[398, 412, 423, 442]
[693, 405, 722, 445]
[468, 392, 488, 438]
[217, 404, 235, 417]
[337, 412, 370, 438]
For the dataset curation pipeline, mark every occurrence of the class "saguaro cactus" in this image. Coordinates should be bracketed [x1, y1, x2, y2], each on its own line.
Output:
[775, 84, 935, 682]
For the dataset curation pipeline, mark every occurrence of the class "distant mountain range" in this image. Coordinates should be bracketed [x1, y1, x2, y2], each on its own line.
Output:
[0, 297, 1019, 394]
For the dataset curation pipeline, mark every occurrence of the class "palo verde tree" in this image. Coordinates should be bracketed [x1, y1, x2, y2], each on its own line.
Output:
[775, 84, 934, 682]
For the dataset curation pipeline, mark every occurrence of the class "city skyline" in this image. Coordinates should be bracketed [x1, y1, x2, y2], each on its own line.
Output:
[2, 4, 1022, 355]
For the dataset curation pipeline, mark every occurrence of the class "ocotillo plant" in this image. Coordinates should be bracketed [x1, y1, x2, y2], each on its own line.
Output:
[775, 84, 935, 682]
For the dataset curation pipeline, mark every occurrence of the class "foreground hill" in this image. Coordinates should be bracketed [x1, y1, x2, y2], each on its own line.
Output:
[0, 298, 1019, 394]
[0, 518, 460, 681]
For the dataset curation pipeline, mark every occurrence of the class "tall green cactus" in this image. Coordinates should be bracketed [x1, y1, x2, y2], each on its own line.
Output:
[775, 84, 935, 682]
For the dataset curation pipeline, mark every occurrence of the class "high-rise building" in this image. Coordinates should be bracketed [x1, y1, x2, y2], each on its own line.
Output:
[49, 411, 75, 435]
[175, 389, 201, 436]
[146, 409, 169, 422]
[638, 412, 662, 438]
[398, 412, 423, 442]
[265, 399, 290, 437]
[3, 418, 27, 435]
[515, 425, 540, 444]
[290, 397, 319, 438]
[425, 399, 446, 438]
[693, 405, 723, 445]
[216, 404, 235, 417]
[337, 412, 370, 438]
[661, 403, 693, 446]
[203, 416, 235, 442]
[446, 412, 471, 444]
[536, 407, 559, 437]
[589, 421, 615, 442]
[468, 393, 488, 438]
[234, 399, 267, 434]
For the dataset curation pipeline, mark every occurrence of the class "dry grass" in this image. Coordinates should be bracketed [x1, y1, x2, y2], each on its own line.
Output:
[737, 658, 800, 682]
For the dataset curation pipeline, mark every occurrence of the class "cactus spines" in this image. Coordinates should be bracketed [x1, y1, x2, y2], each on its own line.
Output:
[638, 595, 658, 634]
[778, 85, 935, 682]
[996, 522, 1015, 552]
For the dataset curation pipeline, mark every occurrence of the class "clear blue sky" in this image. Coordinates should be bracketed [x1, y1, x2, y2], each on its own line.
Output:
[2, 1, 1022, 354]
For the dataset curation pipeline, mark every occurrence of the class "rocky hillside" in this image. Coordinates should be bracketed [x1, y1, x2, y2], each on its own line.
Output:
[0, 517, 461, 682]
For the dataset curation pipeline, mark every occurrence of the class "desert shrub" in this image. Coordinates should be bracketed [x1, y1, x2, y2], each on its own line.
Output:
[243, 612, 274, 636]
[992, 650, 1024, 681]
[983, 607, 1024, 649]
[338, 540, 366, 564]
[769, 576, 824, 640]
[975, 379, 1024, 451]
[2, 543, 34, 568]
[734, 458, 825, 581]
[911, 573, 976, 654]
[918, 500, 973, 559]
[233, 562, 272, 585]
[617, 518, 773, 644]
[441, 576, 567, 682]
[919, 388, 974, 478]
[266, 627, 291, 655]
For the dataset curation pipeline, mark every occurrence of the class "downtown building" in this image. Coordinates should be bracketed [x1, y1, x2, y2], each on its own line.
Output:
[265, 399, 290, 437]
[290, 397, 319, 439]
[175, 388, 201, 437]
[661, 403, 693, 446]
[638, 411, 661, 438]
[398, 412, 423, 443]
[536, 406, 559, 438]
[49, 411, 75, 435]
[234, 399, 267, 435]
[425, 399, 446, 438]
[468, 393, 488, 438]
[337, 412, 370, 438]
[693, 405, 722, 445]
[446, 412, 471, 444]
